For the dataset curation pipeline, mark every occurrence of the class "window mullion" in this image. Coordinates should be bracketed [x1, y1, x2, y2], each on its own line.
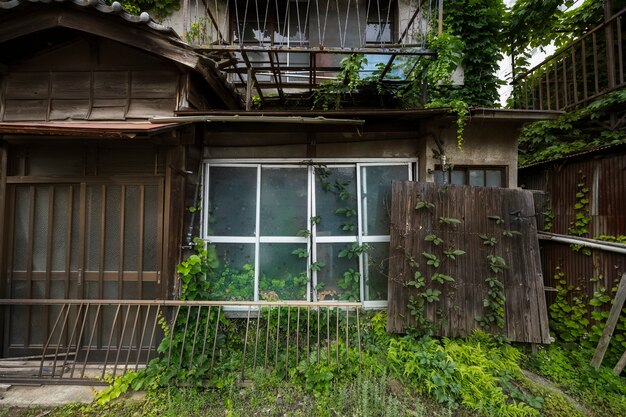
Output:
[254, 164, 261, 302]
[356, 163, 365, 303]
[310, 165, 317, 302]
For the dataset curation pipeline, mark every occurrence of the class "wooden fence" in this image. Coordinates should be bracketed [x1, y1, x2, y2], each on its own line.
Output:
[387, 181, 550, 344]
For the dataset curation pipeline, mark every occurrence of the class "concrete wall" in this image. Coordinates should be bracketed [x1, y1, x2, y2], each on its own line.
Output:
[419, 118, 520, 188]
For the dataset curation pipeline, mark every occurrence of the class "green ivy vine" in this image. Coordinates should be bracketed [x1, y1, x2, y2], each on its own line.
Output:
[567, 171, 591, 255]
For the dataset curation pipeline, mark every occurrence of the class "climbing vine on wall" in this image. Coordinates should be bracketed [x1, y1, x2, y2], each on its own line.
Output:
[518, 90, 626, 166]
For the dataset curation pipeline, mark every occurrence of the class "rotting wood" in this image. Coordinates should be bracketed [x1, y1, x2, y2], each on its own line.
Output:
[387, 181, 550, 344]
[591, 273, 626, 369]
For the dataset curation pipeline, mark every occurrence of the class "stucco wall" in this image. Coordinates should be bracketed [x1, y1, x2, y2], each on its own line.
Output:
[202, 116, 520, 188]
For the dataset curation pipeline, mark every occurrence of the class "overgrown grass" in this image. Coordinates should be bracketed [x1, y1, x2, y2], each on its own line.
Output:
[42, 312, 626, 417]
[524, 344, 626, 417]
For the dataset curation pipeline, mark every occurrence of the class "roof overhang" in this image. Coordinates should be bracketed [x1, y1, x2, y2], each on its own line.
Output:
[0, 121, 186, 139]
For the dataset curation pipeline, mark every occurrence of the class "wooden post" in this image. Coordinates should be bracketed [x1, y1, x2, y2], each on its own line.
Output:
[438, 0, 443, 35]
[613, 348, 626, 375]
[591, 273, 626, 369]
[246, 67, 253, 111]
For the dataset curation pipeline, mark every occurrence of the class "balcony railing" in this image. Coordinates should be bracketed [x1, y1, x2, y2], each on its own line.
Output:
[512, 8, 626, 111]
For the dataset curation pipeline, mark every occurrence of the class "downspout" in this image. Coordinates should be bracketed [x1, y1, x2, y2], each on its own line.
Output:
[183, 158, 203, 250]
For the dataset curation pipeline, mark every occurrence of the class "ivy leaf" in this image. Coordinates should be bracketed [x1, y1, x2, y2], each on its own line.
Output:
[439, 217, 461, 226]
[415, 200, 435, 210]
[425, 234, 444, 246]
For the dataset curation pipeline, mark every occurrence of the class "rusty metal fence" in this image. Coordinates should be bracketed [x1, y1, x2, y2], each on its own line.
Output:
[0, 300, 363, 385]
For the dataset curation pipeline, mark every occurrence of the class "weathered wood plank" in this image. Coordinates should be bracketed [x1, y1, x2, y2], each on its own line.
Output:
[4, 73, 49, 99]
[51, 73, 91, 99]
[591, 273, 626, 368]
[387, 182, 550, 344]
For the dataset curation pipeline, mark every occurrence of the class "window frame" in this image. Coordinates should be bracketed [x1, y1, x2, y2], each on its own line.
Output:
[433, 165, 508, 188]
[203, 158, 416, 308]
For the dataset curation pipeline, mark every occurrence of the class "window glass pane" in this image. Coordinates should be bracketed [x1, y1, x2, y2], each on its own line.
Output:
[486, 170, 503, 187]
[104, 186, 121, 272]
[364, 242, 389, 301]
[315, 166, 357, 237]
[208, 166, 257, 236]
[433, 170, 448, 184]
[237, 21, 271, 43]
[259, 243, 308, 301]
[124, 186, 139, 271]
[13, 186, 30, 272]
[451, 170, 466, 185]
[315, 243, 360, 301]
[469, 169, 485, 187]
[51, 186, 70, 272]
[32, 186, 49, 272]
[361, 165, 409, 236]
[366, 2, 393, 44]
[86, 185, 101, 271]
[366, 23, 392, 43]
[260, 167, 307, 236]
[212, 243, 255, 301]
[143, 185, 158, 270]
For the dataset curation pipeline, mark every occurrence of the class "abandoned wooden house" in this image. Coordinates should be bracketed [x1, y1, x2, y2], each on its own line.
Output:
[0, 0, 564, 381]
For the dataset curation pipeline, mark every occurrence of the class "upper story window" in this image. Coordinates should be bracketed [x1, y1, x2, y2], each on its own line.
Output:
[366, 0, 395, 44]
[232, 1, 309, 45]
[434, 166, 506, 188]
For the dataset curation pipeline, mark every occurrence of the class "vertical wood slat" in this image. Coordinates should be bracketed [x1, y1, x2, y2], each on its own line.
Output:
[554, 58, 559, 109]
[387, 182, 550, 344]
[571, 47, 578, 104]
[582, 38, 588, 100]
[138, 186, 145, 299]
[538, 66, 544, 109]
[618, 16, 624, 85]
[44, 186, 55, 343]
[592, 32, 600, 94]
[546, 63, 551, 110]
[562, 52, 568, 107]
[64, 186, 74, 299]
[25, 186, 36, 346]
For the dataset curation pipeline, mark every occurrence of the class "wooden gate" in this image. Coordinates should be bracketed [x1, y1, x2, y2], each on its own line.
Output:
[3, 179, 164, 358]
[387, 181, 550, 344]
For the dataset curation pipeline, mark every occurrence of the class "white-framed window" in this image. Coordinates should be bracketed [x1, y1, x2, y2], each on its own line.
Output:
[203, 159, 415, 307]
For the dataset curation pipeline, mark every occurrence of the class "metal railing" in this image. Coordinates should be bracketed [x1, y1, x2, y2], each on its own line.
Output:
[512, 8, 626, 111]
[0, 300, 363, 385]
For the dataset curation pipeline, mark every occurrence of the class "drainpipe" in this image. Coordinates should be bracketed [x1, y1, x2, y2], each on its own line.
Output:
[538, 232, 626, 255]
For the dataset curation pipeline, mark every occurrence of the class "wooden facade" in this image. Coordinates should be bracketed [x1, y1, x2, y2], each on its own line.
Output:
[0, 1, 223, 357]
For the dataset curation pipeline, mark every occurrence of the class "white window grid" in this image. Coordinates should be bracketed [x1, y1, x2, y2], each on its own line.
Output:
[202, 159, 416, 307]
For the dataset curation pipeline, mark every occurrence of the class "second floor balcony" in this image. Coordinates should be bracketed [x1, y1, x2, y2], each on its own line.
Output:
[175, 0, 440, 106]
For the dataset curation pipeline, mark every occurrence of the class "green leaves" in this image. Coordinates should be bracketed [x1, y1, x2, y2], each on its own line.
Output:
[444, 249, 466, 260]
[480, 234, 498, 246]
[425, 234, 444, 246]
[416, 200, 436, 210]
[422, 252, 441, 268]
[310, 261, 325, 272]
[292, 248, 309, 258]
[336, 207, 357, 217]
[439, 216, 462, 226]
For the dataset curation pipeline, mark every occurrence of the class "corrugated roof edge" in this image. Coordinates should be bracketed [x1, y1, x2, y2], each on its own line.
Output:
[0, 0, 176, 36]
[519, 141, 626, 170]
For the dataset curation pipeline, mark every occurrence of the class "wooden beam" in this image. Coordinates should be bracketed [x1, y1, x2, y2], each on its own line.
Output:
[591, 273, 626, 369]
[613, 348, 626, 375]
